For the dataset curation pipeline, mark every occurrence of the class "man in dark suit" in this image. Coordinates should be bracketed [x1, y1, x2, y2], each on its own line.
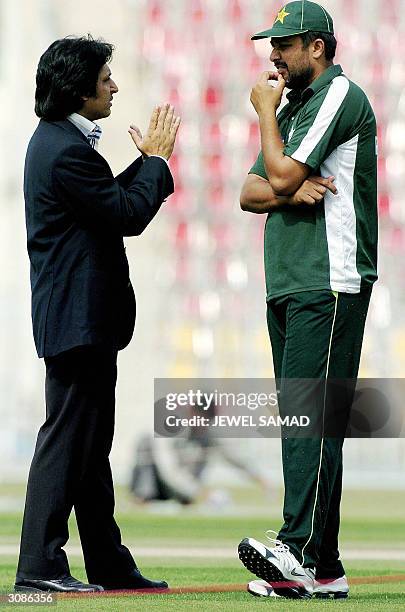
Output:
[15, 35, 180, 594]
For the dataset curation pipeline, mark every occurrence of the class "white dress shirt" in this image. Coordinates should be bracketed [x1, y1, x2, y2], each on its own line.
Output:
[67, 112, 101, 150]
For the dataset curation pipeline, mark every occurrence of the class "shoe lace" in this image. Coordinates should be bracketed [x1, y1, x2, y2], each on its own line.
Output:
[265, 529, 291, 554]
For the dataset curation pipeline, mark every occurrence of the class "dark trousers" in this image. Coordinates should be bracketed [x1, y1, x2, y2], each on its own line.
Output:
[16, 347, 136, 583]
[266, 288, 371, 576]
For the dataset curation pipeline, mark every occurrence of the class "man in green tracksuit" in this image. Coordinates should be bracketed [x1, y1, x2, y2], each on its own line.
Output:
[237, 0, 377, 600]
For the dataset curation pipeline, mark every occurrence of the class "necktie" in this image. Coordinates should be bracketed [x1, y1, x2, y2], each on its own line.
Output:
[87, 125, 102, 149]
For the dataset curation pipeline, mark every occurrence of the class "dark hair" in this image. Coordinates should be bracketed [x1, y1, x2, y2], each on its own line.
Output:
[300, 31, 337, 61]
[35, 35, 114, 120]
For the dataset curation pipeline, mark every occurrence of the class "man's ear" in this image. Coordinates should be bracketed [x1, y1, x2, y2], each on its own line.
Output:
[312, 38, 325, 60]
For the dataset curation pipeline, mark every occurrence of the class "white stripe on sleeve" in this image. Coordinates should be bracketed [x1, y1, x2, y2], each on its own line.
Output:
[290, 76, 350, 164]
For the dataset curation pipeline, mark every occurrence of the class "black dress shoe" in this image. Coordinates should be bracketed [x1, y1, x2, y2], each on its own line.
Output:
[14, 575, 104, 593]
[100, 569, 168, 591]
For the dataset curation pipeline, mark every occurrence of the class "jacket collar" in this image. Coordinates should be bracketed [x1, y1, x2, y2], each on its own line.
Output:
[41, 118, 89, 143]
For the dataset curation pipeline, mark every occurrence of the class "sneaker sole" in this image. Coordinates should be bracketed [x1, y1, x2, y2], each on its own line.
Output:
[238, 538, 312, 599]
[247, 580, 281, 598]
[314, 591, 349, 599]
[247, 584, 271, 598]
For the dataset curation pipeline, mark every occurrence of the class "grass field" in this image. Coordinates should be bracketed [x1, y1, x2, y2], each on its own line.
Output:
[0, 486, 404, 610]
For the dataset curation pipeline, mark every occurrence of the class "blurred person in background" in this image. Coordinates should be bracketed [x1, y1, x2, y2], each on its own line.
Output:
[15, 35, 180, 594]
[130, 399, 271, 507]
[237, 0, 377, 600]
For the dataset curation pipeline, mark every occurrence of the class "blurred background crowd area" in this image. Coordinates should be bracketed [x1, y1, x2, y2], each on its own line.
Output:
[0, 0, 404, 491]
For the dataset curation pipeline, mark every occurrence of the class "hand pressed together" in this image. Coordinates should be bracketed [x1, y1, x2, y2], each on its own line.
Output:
[128, 103, 181, 160]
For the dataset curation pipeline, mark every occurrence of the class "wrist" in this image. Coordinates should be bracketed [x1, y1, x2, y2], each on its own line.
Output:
[259, 105, 277, 117]
[273, 194, 290, 208]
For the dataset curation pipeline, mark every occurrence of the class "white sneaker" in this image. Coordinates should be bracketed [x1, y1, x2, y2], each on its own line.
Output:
[238, 531, 314, 599]
[314, 575, 349, 599]
[247, 579, 281, 598]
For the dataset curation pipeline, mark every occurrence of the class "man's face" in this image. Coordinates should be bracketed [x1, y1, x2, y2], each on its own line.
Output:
[80, 64, 119, 121]
[270, 35, 314, 90]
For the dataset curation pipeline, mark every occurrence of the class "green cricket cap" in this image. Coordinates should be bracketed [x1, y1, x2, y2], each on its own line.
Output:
[251, 0, 334, 40]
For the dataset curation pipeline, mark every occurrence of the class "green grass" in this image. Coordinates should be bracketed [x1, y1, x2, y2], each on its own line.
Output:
[1, 512, 404, 549]
[0, 486, 404, 610]
[0, 562, 404, 610]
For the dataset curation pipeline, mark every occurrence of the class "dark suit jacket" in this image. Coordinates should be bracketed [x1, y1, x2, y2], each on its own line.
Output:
[24, 119, 174, 358]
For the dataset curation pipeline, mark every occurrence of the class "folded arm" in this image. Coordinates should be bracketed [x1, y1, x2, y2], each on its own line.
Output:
[250, 71, 311, 195]
[259, 111, 311, 195]
[251, 71, 349, 196]
[240, 173, 336, 214]
[240, 174, 289, 213]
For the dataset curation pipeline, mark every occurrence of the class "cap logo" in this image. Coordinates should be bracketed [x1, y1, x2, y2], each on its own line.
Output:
[274, 6, 290, 25]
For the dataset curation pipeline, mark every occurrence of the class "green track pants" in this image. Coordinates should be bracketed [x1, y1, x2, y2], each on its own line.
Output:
[266, 288, 372, 577]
